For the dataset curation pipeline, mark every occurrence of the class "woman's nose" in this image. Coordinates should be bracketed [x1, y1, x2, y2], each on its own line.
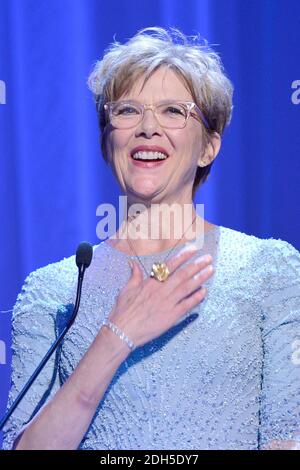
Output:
[135, 109, 162, 137]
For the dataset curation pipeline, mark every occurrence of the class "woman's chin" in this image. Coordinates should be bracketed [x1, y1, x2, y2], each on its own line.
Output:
[129, 184, 163, 200]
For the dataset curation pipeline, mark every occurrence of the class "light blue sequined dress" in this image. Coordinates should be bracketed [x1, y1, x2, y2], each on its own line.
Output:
[2, 226, 300, 449]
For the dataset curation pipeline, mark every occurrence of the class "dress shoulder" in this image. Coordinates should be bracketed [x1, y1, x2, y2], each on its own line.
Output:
[256, 236, 300, 309]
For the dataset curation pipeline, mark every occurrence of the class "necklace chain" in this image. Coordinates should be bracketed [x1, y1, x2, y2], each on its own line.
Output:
[126, 214, 197, 277]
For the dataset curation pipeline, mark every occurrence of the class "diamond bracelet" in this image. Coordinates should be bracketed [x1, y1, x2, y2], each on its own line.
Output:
[101, 319, 135, 351]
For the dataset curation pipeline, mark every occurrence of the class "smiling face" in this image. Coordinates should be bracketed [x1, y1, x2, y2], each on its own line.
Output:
[105, 66, 217, 204]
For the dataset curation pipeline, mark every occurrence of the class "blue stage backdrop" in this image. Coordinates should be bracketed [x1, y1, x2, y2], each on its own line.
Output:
[0, 0, 300, 448]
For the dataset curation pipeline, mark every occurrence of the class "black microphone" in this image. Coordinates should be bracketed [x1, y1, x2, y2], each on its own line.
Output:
[0, 242, 93, 431]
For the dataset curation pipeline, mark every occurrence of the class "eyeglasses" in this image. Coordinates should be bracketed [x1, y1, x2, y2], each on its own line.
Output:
[104, 100, 210, 130]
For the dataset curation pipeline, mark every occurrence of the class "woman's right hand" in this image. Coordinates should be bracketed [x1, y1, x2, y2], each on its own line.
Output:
[106, 246, 215, 350]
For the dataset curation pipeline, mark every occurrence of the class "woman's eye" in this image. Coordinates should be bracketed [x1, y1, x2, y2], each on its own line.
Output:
[116, 106, 139, 115]
[166, 106, 184, 115]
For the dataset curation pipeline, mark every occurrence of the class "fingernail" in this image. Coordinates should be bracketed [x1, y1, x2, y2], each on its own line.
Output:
[203, 265, 214, 274]
[193, 265, 214, 280]
[194, 254, 212, 264]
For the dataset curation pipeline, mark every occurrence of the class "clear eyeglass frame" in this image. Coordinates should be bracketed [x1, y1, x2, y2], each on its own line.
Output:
[103, 100, 210, 130]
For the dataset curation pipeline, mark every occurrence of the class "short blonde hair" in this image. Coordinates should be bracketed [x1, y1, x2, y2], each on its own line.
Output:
[88, 27, 234, 196]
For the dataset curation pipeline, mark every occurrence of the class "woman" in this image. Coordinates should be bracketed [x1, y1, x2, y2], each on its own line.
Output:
[2, 27, 300, 450]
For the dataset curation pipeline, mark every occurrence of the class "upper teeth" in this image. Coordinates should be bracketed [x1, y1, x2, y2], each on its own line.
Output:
[132, 151, 168, 160]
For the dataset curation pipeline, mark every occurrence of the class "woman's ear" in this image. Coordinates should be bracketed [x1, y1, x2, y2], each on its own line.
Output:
[198, 132, 221, 167]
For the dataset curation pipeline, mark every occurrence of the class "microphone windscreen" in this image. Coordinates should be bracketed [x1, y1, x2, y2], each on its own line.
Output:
[76, 242, 93, 268]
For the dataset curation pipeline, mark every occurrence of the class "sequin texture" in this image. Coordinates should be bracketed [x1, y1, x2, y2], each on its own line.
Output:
[2, 226, 300, 449]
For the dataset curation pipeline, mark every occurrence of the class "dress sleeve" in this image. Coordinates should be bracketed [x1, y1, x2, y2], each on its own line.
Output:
[1, 268, 69, 450]
[259, 238, 300, 449]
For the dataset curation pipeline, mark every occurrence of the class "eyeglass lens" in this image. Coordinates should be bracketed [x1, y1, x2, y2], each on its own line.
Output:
[110, 102, 188, 129]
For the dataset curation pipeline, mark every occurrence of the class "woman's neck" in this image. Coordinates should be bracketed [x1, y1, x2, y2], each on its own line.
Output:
[106, 203, 215, 256]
